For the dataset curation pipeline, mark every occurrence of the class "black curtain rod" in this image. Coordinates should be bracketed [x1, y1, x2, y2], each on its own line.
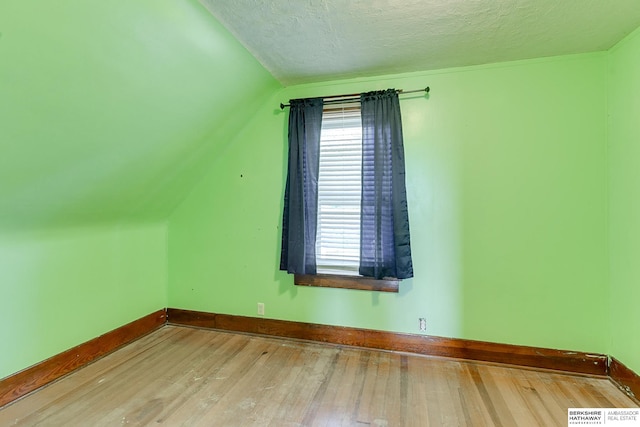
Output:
[279, 87, 430, 110]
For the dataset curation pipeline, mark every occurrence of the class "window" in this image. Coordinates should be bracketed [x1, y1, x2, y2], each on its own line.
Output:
[280, 90, 413, 292]
[316, 104, 362, 276]
[296, 102, 400, 292]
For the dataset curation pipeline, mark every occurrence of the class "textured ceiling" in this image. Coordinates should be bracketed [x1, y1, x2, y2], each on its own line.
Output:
[200, 0, 640, 85]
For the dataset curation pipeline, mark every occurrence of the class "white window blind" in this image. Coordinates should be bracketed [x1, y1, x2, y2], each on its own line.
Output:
[316, 104, 362, 276]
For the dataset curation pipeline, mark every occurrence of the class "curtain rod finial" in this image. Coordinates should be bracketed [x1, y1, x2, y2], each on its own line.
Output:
[425, 87, 430, 93]
[280, 103, 285, 110]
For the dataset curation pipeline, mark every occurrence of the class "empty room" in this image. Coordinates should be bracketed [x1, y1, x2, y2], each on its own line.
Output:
[1, 0, 640, 425]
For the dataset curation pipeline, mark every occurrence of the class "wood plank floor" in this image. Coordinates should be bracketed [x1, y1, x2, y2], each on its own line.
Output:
[1, 326, 637, 426]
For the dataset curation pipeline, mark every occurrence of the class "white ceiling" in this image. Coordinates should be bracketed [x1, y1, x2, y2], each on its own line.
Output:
[199, 0, 640, 86]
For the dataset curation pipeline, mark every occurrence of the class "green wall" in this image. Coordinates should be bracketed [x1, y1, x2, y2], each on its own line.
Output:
[608, 26, 640, 375]
[0, 222, 166, 379]
[2, 0, 637, 384]
[0, 0, 278, 380]
[169, 53, 609, 354]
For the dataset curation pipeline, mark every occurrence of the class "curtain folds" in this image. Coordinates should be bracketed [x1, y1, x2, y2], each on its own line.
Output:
[359, 90, 414, 279]
[280, 98, 324, 275]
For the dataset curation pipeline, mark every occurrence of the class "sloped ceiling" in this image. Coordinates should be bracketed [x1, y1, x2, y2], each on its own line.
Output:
[0, 0, 279, 227]
[200, 0, 640, 85]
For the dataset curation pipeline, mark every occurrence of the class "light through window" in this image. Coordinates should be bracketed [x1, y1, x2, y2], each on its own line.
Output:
[316, 103, 362, 276]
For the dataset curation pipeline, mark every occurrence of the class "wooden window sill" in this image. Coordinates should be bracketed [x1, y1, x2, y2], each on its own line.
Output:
[294, 274, 399, 292]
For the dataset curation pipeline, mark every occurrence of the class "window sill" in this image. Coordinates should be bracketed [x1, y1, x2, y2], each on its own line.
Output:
[294, 274, 399, 293]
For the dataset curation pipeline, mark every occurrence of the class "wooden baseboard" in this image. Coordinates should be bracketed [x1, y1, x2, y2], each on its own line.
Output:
[0, 309, 166, 409]
[166, 308, 608, 377]
[5, 308, 635, 409]
[610, 357, 640, 402]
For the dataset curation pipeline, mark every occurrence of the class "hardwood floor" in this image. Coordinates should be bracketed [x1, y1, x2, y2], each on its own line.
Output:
[1, 326, 636, 426]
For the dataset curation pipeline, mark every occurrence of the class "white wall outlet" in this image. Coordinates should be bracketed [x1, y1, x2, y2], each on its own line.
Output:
[257, 303, 265, 316]
[419, 318, 427, 331]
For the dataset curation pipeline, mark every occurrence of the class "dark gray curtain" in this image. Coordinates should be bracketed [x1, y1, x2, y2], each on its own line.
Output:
[359, 90, 414, 279]
[280, 98, 324, 275]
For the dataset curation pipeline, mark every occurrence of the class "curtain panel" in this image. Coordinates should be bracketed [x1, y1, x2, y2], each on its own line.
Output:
[279, 98, 324, 275]
[359, 90, 414, 279]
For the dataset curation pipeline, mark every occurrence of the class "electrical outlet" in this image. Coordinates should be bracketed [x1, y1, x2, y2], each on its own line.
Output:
[419, 318, 427, 331]
[257, 303, 265, 316]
